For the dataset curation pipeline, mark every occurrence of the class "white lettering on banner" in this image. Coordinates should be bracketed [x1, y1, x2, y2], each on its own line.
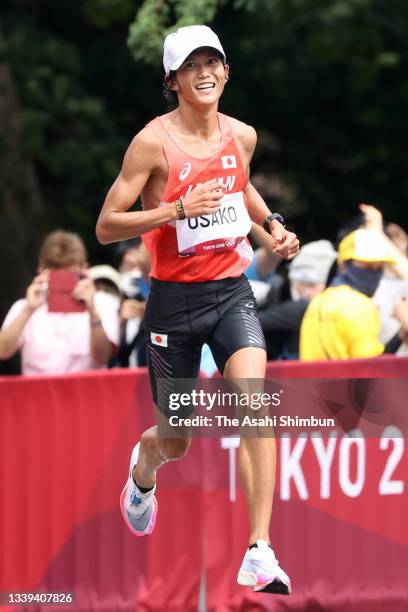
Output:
[379, 426, 404, 495]
[280, 435, 309, 500]
[222, 430, 406, 504]
[185, 175, 236, 196]
[220, 437, 240, 502]
[176, 191, 251, 256]
[310, 433, 338, 499]
[339, 431, 365, 497]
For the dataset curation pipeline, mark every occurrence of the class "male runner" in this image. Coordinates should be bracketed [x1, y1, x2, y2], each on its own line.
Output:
[96, 25, 299, 595]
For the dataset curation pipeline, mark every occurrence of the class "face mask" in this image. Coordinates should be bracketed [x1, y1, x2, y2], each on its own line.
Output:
[341, 261, 383, 297]
[120, 271, 143, 299]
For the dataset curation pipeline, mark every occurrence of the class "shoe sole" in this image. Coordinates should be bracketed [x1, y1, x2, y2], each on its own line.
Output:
[254, 579, 291, 595]
[238, 570, 291, 595]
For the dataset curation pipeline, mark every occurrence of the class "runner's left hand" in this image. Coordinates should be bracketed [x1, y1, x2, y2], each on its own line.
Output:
[269, 221, 300, 260]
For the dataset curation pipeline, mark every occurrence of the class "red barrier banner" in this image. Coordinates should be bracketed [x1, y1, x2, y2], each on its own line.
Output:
[0, 357, 407, 611]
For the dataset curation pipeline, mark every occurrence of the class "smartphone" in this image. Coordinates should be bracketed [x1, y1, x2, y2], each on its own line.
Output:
[47, 270, 86, 313]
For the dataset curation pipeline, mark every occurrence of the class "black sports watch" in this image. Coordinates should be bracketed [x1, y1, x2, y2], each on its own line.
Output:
[263, 213, 286, 234]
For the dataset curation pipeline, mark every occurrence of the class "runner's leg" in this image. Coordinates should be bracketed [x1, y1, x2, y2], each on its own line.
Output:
[121, 279, 201, 536]
[133, 409, 192, 489]
[223, 346, 275, 545]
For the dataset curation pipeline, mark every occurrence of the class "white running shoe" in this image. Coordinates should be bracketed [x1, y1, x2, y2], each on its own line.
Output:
[120, 442, 158, 536]
[237, 539, 291, 595]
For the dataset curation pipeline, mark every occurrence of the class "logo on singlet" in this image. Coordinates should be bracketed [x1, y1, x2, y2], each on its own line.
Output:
[221, 155, 237, 169]
[185, 175, 236, 196]
[179, 162, 192, 181]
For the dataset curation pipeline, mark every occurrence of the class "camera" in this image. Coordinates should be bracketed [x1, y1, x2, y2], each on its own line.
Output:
[120, 271, 145, 301]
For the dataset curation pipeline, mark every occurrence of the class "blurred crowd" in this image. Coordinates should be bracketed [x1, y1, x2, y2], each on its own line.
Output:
[1, 202, 408, 377]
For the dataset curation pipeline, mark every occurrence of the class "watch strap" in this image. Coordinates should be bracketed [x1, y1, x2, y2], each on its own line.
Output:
[263, 213, 286, 234]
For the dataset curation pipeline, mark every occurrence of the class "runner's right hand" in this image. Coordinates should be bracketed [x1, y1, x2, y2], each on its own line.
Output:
[181, 180, 226, 218]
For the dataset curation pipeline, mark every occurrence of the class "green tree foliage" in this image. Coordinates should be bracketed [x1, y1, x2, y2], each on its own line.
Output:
[128, 0, 218, 66]
[5, 25, 122, 231]
[83, 0, 135, 29]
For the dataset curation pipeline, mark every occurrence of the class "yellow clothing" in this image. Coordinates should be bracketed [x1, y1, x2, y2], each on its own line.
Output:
[300, 285, 384, 361]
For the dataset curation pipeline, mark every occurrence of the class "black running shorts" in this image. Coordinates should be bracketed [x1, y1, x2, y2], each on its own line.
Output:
[144, 274, 266, 415]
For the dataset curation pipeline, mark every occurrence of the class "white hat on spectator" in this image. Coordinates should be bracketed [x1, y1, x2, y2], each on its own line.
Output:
[163, 25, 226, 76]
[289, 240, 337, 285]
[88, 265, 122, 292]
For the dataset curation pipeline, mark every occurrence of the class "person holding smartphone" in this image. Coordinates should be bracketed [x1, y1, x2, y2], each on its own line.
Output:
[0, 230, 119, 375]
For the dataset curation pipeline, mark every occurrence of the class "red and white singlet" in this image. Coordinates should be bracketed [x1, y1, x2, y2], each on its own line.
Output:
[142, 113, 254, 282]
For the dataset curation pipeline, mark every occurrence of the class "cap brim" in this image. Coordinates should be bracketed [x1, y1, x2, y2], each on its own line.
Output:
[169, 44, 225, 73]
[338, 255, 396, 265]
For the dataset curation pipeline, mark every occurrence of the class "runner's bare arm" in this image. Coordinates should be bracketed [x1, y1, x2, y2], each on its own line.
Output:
[96, 127, 226, 244]
[233, 120, 300, 260]
[96, 128, 177, 243]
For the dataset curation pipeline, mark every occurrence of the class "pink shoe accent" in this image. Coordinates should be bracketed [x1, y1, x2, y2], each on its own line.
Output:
[256, 573, 277, 586]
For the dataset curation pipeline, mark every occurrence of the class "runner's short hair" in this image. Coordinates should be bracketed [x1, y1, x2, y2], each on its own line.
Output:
[163, 70, 177, 105]
[38, 230, 87, 269]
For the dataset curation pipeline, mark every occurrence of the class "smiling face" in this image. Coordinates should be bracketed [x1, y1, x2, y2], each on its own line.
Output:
[168, 47, 229, 107]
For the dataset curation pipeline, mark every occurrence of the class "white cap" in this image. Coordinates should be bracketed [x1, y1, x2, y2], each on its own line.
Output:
[163, 25, 226, 76]
[289, 240, 337, 285]
[88, 265, 122, 292]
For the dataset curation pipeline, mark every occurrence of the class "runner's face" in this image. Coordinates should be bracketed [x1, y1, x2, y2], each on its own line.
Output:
[172, 48, 228, 106]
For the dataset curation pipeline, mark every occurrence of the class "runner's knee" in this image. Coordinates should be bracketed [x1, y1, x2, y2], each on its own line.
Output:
[140, 429, 159, 454]
[159, 438, 191, 461]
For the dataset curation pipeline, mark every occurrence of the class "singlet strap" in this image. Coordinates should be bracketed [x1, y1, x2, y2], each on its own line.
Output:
[147, 116, 176, 151]
[148, 113, 233, 159]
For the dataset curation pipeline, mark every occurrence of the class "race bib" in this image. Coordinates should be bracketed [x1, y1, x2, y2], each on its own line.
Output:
[176, 191, 252, 256]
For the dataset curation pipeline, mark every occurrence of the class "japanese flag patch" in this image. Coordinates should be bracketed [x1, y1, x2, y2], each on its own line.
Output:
[221, 155, 237, 169]
[150, 332, 168, 347]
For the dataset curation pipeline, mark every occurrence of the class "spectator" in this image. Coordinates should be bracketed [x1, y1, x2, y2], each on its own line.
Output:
[112, 239, 151, 367]
[116, 238, 151, 300]
[300, 229, 408, 360]
[359, 204, 408, 347]
[246, 223, 282, 305]
[0, 230, 119, 375]
[259, 240, 337, 360]
[88, 264, 122, 301]
[360, 203, 408, 280]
